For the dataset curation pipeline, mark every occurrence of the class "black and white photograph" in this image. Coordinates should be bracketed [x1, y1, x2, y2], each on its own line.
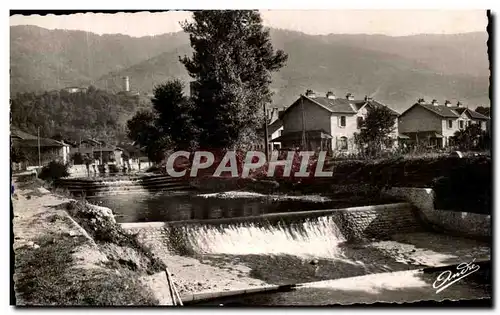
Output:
[9, 8, 492, 307]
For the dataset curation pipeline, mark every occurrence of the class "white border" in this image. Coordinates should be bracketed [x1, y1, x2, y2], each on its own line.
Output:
[3, 1, 498, 314]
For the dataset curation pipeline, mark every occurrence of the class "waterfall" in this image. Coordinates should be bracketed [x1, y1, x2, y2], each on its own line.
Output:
[165, 215, 346, 259]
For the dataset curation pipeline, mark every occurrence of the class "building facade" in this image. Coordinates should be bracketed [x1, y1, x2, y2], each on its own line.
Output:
[274, 90, 399, 153]
[398, 99, 490, 148]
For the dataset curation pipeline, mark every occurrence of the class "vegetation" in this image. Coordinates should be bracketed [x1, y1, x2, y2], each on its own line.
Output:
[453, 123, 490, 151]
[475, 106, 490, 117]
[354, 106, 397, 157]
[10, 87, 142, 144]
[127, 80, 196, 162]
[14, 232, 158, 306]
[38, 161, 70, 182]
[127, 10, 288, 158]
[179, 10, 288, 149]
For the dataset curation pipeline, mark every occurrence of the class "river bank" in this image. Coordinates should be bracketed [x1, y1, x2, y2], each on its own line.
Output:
[11, 178, 269, 305]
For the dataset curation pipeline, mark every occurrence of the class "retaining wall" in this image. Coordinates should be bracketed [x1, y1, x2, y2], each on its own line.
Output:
[383, 187, 491, 240]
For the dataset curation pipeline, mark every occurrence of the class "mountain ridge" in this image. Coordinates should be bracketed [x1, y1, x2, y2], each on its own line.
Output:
[10, 25, 490, 112]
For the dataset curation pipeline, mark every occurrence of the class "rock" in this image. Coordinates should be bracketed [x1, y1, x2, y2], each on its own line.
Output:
[33, 244, 40, 249]
[68, 231, 77, 237]
[26, 241, 34, 247]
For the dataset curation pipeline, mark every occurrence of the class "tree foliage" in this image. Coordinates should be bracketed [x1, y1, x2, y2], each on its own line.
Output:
[354, 106, 397, 156]
[127, 80, 196, 163]
[453, 123, 490, 151]
[179, 10, 288, 149]
[474, 106, 490, 117]
[10, 88, 139, 144]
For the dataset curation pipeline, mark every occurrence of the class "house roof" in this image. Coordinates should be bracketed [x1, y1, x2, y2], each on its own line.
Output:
[303, 95, 363, 113]
[12, 138, 67, 148]
[11, 126, 68, 147]
[284, 95, 399, 117]
[403, 103, 490, 120]
[467, 109, 490, 120]
[418, 103, 460, 118]
[11, 126, 38, 140]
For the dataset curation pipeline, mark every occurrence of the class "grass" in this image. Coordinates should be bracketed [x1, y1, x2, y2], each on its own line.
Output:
[14, 232, 158, 306]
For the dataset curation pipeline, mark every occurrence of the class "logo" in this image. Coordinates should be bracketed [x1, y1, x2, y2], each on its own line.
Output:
[432, 259, 480, 294]
[164, 150, 333, 178]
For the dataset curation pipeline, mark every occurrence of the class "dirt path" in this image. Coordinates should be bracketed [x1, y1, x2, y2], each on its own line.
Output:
[12, 181, 172, 305]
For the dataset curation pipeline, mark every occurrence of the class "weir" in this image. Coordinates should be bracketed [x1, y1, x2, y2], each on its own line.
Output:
[121, 202, 422, 259]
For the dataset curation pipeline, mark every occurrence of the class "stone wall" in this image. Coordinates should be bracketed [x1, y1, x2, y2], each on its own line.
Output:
[383, 187, 491, 240]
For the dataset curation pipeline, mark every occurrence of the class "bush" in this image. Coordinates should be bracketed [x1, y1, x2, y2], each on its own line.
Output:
[38, 161, 70, 182]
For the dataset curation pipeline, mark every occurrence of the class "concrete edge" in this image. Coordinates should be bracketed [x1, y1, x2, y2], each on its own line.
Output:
[119, 202, 412, 229]
[180, 284, 297, 304]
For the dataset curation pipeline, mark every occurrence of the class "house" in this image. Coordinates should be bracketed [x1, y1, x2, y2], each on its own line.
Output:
[273, 90, 399, 153]
[11, 126, 70, 168]
[398, 99, 490, 148]
[71, 138, 124, 165]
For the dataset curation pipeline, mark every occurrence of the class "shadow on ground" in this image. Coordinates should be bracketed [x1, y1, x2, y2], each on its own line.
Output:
[191, 262, 492, 306]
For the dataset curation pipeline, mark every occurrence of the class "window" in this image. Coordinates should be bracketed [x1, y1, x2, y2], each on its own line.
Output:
[459, 120, 464, 129]
[356, 116, 364, 129]
[467, 121, 472, 127]
[339, 136, 348, 150]
[447, 120, 453, 129]
[339, 116, 346, 127]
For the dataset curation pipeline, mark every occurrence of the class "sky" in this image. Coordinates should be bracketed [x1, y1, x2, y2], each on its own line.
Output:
[9, 10, 488, 37]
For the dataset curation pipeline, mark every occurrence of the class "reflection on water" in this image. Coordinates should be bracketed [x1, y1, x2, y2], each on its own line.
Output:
[86, 193, 352, 223]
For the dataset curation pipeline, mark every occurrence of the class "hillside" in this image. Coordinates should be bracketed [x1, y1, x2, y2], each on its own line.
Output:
[10, 25, 189, 94]
[10, 26, 490, 112]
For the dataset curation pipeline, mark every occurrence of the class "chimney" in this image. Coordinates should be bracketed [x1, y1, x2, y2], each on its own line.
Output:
[444, 100, 452, 107]
[305, 89, 316, 98]
[326, 91, 336, 99]
[417, 98, 425, 104]
[364, 95, 373, 102]
[457, 101, 462, 107]
[346, 93, 354, 101]
[123, 76, 130, 92]
[431, 99, 439, 106]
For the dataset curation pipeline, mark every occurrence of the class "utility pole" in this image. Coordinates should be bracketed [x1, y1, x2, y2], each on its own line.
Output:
[263, 102, 269, 161]
[37, 127, 41, 168]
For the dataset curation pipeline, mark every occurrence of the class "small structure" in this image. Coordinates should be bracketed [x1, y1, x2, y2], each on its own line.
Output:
[11, 126, 70, 169]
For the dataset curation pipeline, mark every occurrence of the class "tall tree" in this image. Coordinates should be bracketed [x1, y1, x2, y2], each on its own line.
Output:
[180, 10, 288, 150]
[151, 80, 198, 150]
[127, 80, 197, 162]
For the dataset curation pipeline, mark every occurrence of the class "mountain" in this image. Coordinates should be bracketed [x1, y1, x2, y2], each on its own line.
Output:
[10, 26, 490, 112]
[10, 25, 189, 94]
